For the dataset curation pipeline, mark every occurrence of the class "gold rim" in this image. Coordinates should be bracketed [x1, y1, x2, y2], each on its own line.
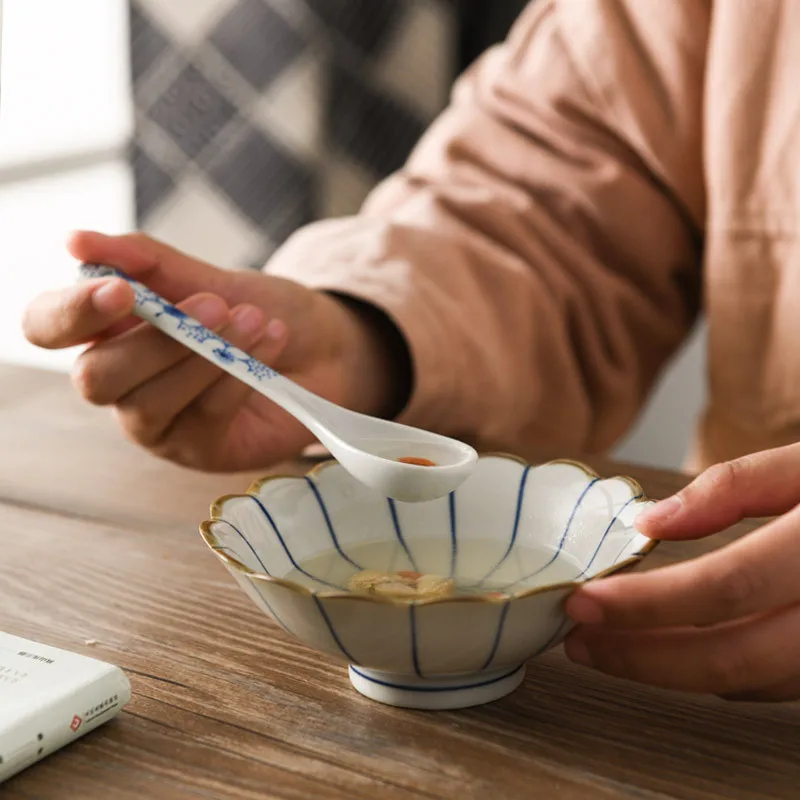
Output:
[199, 453, 659, 607]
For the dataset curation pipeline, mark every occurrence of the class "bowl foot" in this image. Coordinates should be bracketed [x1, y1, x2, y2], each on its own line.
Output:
[348, 664, 525, 710]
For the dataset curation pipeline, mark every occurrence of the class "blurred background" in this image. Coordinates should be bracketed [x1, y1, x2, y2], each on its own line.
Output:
[0, 0, 706, 471]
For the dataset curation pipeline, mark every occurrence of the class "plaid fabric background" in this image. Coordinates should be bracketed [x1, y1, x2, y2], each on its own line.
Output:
[129, 0, 460, 270]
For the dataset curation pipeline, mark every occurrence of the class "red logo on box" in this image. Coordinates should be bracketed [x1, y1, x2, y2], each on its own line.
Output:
[70, 715, 82, 732]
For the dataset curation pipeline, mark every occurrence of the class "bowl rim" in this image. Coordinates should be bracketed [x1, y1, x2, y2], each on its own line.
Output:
[199, 454, 659, 607]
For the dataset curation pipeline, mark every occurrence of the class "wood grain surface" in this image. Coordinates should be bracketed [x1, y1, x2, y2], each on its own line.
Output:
[0, 364, 795, 800]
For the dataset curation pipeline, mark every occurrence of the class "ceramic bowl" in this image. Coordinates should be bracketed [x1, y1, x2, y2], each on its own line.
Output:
[200, 455, 656, 710]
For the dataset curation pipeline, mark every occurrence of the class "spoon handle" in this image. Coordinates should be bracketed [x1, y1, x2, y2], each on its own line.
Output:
[78, 264, 335, 438]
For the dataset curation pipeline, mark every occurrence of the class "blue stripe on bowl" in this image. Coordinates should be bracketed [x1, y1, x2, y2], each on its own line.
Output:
[215, 519, 271, 574]
[448, 492, 458, 578]
[257, 593, 293, 637]
[611, 535, 647, 565]
[480, 601, 511, 671]
[313, 596, 358, 664]
[304, 477, 363, 570]
[387, 498, 419, 572]
[408, 603, 425, 678]
[249, 496, 346, 590]
[505, 477, 601, 589]
[531, 617, 571, 658]
[215, 545, 294, 635]
[409, 604, 424, 678]
[478, 465, 531, 586]
[349, 664, 524, 693]
[574, 494, 642, 580]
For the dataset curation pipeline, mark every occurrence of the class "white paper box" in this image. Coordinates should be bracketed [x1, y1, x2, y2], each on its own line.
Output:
[0, 632, 131, 783]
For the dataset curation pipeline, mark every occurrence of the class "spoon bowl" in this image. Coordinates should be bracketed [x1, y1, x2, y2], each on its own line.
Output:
[79, 264, 478, 501]
[326, 430, 478, 502]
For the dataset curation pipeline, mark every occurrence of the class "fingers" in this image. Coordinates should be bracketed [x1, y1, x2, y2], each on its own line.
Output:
[190, 319, 288, 420]
[722, 675, 800, 702]
[636, 444, 800, 540]
[23, 279, 135, 349]
[25, 230, 235, 352]
[67, 230, 233, 302]
[150, 320, 299, 468]
[564, 603, 800, 696]
[112, 305, 278, 451]
[72, 293, 229, 404]
[566, 506, 800, 628]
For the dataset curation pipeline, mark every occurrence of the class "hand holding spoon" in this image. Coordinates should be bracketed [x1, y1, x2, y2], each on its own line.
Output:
[79, 264, 477, 502]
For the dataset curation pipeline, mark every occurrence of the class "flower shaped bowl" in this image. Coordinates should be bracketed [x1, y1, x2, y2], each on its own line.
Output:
[200, 455, 656, 710]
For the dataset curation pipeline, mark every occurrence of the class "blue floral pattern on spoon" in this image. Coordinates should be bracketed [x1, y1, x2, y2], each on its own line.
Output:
[79, 264, 278, 381]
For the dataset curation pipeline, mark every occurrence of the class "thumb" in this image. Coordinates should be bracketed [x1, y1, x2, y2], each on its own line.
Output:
[68, 231, 234, 303]
[635, 443, 800, 540]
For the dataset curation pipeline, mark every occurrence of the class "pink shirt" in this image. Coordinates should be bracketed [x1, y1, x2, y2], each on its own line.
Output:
[268, 0, 800, 471]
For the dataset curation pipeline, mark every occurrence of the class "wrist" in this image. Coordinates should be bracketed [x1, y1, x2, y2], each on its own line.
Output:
[326, 293, 412, 419]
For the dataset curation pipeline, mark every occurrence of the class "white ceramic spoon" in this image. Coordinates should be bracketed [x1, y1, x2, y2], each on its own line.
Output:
[79, 264, 477, 502]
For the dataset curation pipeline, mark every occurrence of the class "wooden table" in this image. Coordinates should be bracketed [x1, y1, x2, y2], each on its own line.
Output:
[1, 364, 797, 800]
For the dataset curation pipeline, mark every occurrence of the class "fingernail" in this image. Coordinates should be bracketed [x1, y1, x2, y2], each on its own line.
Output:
[564, 635, 592, 667]
[190, 297, 228, 328]
[636, 495, 682, 529]
[265, 318, 287, 341]
[231, 305, 265, 337]
[566, 594, 605, 625]
[91, 281, 128, 315]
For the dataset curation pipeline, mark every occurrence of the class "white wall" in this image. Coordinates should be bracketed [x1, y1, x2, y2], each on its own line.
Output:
[613, 323, 706, 472]
[0, 0, 135, 371]
[0, 0, 705, 470]
[0, 163, 135, 371]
